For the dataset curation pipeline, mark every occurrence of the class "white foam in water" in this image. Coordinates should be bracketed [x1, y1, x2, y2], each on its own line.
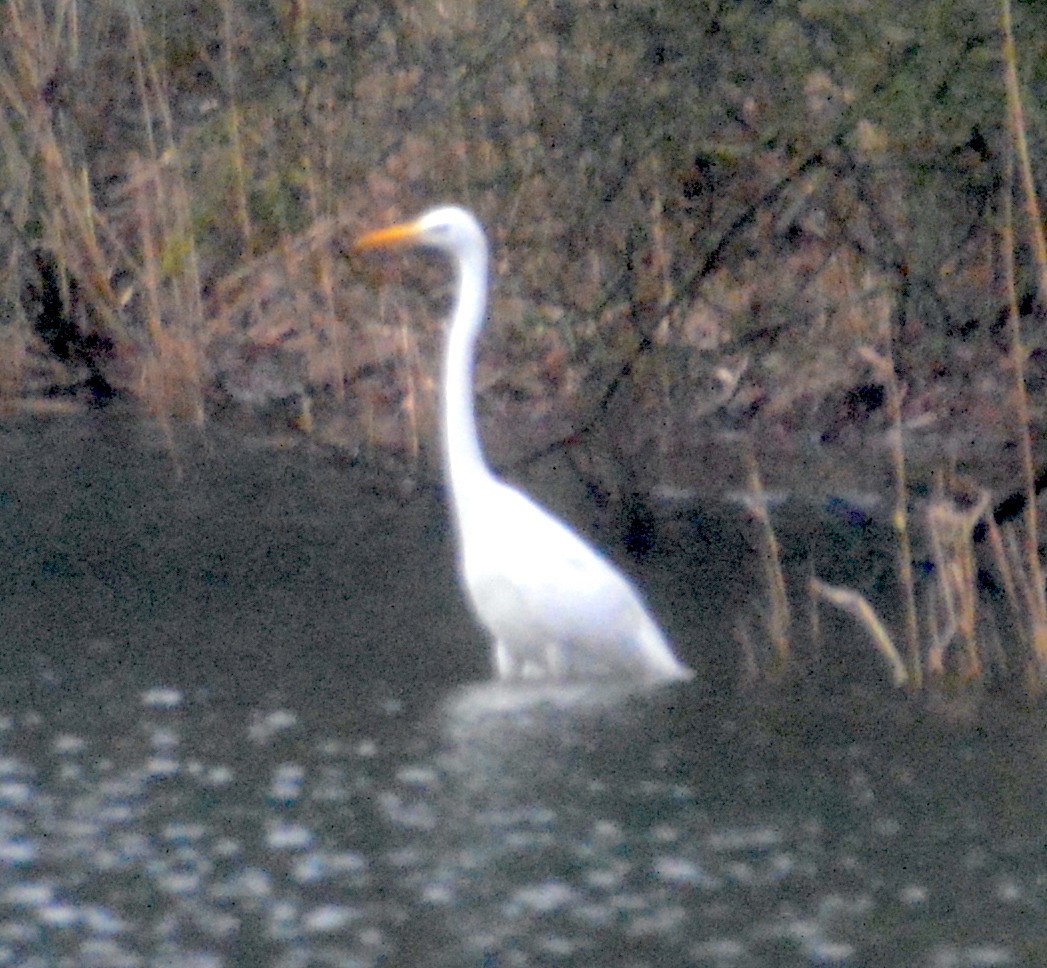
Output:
[5, 882, 54, 906]
[81, 906, 128, 936]
[248, 709, 299, 743]
[162, 823, 207, 844]
[37, 901, 81, 928]
[212, 867, 272, 902]
[144, 756, 179, 779]
[53, 734, 87, 754]
[354, 740, 378, 758]
[268, 764, 306, 803]
[292, 851, 368, 884]
[303, 904, 359, 933]
[0, 779, 32, 806]
[0, 837, 37, 865]
[652, 855, 716, 888]
[266, 823, 314, 850]
[506, 880, 577, 915]
[394, 764, 440, 788]
[141, 687, 184, 709]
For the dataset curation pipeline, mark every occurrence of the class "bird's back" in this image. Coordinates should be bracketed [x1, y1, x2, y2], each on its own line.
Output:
[456, 478, 690, 682]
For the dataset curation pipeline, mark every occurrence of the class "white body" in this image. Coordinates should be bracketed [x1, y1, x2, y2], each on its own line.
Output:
[359, 206, 692, 684]
[458, 475, 687, 681]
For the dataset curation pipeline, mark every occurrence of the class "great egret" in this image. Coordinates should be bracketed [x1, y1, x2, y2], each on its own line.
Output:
[356, 206, 691, 684]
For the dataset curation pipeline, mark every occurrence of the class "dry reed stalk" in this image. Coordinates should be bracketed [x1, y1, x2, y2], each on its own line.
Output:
[219, 0, 255, 254]
[0, 109, 33, 398]
[807, 561, 823, 658]
[129, 156, 164, 344]
[1001, 0, 1047, 300]
[127, 155, 207, 424]
[858, 345, 921, 688]
[137, 326, 208, 426]
[397, 309, 421, 460]
[983, 514, 1031, 660]
[924, 491, 989, 681]
[122, 2, 211, 423]
[998, 3, 1047, 673]
[125, 0, 207, 335]
[985, 514, 1047, 688]
[740, 447, 791, 673]
[733, 619, 760, 687]
[1, 0, 126, 337]
[301, 155, 349, 405]
[809, 578, 908, 687]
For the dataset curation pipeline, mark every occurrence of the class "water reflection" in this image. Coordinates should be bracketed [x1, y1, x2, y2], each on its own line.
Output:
[0, 418, 1043, 967]
[428, 681, 703, 963]
[0, 643, 1042, 967]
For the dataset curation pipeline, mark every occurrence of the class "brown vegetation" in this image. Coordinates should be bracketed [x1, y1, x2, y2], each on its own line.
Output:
[0, 0, 1045, 693]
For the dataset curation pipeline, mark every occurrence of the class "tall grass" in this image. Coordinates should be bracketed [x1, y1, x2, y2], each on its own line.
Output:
[0, 0, 1044, 697]
[0, 0, 126, 339]
[739, 2, 1047, 694]
[999, 0, 1047, 678]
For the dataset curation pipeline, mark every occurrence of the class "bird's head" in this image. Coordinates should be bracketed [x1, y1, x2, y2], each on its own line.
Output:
[354, 206, 485, 258]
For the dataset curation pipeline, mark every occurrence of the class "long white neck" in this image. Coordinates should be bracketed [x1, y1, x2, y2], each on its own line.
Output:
[443, 233, 493, 518]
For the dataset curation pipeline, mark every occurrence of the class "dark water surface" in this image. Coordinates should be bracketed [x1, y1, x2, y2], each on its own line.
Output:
[0, 417, 1044, 967]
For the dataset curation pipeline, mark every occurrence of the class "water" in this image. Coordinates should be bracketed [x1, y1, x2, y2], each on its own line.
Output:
[0, 417, 1044, 967]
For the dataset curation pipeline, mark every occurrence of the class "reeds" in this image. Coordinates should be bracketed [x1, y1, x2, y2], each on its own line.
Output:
[740, 446, 792, 677]
[737, 0, 1047, 694]
[999, 0, 1047, 676]
[0, 0, 126, 338]
[924, 488, 989, 683]
[0, 0, 1045, 698]
[809, 579, 908, 688]
[857, 345, 922, 688]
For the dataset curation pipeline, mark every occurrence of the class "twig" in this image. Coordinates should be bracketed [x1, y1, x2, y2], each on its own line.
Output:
[858, 345, 921, 687]
[999, 0, 1047, 672]
[809, 579, 909, 687]
[741, 447, 791, 672]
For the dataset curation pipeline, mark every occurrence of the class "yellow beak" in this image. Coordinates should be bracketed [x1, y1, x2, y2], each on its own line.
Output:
[354, 220, 423, 252]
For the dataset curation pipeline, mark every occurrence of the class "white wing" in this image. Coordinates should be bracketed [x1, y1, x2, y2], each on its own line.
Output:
[458, 480, 690, 682]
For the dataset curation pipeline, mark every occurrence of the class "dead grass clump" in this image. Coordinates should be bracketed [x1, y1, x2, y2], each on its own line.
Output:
[739, 1, 1047, 696]
[0, 0, 128, 340]
[998, 0, 1047, 684]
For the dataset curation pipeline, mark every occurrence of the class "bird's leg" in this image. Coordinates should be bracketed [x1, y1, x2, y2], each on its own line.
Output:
[494, 640, 517, 679]
[544, 640, 565, 680]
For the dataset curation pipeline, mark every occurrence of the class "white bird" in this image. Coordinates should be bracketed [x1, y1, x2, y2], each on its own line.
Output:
[356, 206, 692, 684]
